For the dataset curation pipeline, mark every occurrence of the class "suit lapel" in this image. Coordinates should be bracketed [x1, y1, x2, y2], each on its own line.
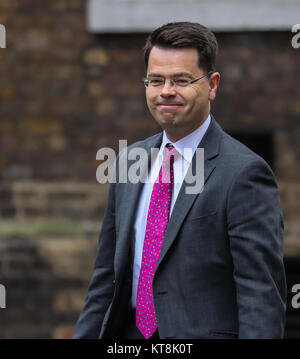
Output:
[155, 116, 222, 274]
[114, 133, 163, 279]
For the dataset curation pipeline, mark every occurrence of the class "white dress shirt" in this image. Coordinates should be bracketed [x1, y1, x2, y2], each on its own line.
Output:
[131, 114, 211, 308]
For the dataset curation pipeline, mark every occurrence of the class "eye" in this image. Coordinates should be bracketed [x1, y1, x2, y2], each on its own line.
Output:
[149, 78, 164, 86]
[174, 78, 190, 86]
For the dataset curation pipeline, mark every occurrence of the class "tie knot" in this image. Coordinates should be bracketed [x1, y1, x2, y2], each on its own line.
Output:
[164, 144, 177, 160]
[158, 144, 177, 184]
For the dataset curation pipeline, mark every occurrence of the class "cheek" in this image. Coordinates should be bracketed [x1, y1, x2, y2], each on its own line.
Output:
[146, 92, 156, 108]
[190, 90, 209, 108]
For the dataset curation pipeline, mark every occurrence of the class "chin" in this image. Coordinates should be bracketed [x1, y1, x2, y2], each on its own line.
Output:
[159, 113, 180, 123]
[158, 118, 177, 129]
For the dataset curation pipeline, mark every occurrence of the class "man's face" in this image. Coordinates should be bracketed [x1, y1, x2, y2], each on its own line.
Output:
[146, 46, 219, 142]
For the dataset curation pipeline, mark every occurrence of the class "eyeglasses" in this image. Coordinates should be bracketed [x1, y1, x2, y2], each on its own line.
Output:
[143, 72, 213, 88]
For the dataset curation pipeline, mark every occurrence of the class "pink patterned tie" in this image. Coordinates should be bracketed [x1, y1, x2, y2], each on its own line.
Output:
[136, 144, 177, 339]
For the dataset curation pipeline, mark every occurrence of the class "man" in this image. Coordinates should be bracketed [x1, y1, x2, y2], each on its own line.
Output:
[73, 22, 286, 339]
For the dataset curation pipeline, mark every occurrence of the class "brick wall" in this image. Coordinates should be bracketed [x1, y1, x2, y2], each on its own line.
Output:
[0, 0, 299, 338]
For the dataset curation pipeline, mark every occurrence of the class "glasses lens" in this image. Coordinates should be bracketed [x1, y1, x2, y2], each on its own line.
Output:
[174, 78, 191, 87]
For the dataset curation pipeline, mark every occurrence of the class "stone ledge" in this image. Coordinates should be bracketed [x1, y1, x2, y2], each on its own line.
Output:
[11, 181, 109, 220]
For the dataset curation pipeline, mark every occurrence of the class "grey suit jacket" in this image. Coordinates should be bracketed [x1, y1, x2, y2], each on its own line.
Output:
[73, 116, 286, 339]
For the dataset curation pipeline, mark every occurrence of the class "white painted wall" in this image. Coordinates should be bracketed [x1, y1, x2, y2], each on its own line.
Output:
[87, 0, 300, 33]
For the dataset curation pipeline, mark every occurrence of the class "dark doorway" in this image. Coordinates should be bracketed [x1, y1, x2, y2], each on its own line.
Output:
[226, 128, 274, 170]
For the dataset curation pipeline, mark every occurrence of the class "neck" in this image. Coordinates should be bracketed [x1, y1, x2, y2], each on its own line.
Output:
[165, 116, 209, 143]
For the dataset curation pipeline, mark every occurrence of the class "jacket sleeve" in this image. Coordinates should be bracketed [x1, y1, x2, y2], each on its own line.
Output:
[72, 181, 116, 338]
[227, 157, 286, 338]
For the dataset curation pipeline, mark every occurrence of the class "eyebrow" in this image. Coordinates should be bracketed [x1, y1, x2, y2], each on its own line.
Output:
[147, 72, 194, 78]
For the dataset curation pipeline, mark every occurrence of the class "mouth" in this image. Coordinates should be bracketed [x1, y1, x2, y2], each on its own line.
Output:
[156, 103, 184, 112]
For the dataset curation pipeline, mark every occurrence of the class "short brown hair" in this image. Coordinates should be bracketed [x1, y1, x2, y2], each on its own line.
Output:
[143, 22, 218, 74]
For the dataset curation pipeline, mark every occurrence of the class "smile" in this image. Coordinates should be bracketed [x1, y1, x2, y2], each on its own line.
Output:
[156, 104, 183, 112]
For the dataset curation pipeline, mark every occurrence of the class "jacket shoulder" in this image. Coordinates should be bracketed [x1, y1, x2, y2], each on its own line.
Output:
[126, 132, 162, 151]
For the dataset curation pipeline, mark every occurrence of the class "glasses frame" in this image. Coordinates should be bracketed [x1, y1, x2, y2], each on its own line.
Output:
[143, 71, 214, 88]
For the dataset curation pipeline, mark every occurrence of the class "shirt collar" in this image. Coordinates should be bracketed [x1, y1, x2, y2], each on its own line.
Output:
[161, 114, 211, 163]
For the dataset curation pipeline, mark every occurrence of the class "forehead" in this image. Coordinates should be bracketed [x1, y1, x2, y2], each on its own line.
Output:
[147, 46, 201, 75]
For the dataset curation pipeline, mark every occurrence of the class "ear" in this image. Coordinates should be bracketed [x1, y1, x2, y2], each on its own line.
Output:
[208, 72, 221, 101]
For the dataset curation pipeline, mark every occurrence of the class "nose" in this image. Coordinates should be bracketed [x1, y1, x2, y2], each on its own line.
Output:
[160, 79, 177, 97]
